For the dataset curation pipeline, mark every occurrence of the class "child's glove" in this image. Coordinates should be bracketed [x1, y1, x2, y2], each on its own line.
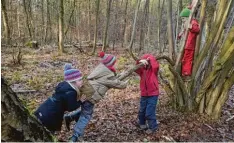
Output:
[80, 94, 87, 102]
[139, 59, 148, 66]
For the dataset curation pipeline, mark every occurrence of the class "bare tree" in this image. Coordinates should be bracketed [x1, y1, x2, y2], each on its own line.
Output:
[157, 0, 165, 53]
[139, 0, 150, 52]
[92, 0, 100, 55]
[128, 0, 141, 61]
[121, 0, 129, 48]
[166, 0, 175, 60]
[23, 0, 33, 40]
[44, 0, 51, 43]
[58, 0, 64, 53]
[88, 0, 92, 41]
[102, 0, 112, 52]
[1, 0, 10, 44]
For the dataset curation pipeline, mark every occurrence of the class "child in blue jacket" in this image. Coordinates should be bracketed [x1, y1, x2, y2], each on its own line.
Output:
[34, 64, 83, 132]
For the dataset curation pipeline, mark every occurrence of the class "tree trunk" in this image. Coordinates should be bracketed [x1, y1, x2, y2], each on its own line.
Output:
[121, 0, 128, 48]
[88, 0, 91, 41]
[194, 0, 207, 60]
[166, 0, 175, 60]
[102, 0, 112, 52]
[1, 0, 11, 44]
[128, 0, 141, 61]
[44, 0, 51, 43]
[92, 0, 100, 54]
[1, 78, 54, 142]
[175, 0, 182, 54]
[58, 0, 64, 53]
[41, 0, 44, 43]
[157, 0, 165, 53]
[112, 1, 119, 50]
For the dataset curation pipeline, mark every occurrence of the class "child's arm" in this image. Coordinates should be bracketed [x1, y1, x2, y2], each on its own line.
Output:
[135, 60, 143, 75]
[65, 90, 82, 111]
[189, 20, 200, 33]
[97, 75, 128, 89]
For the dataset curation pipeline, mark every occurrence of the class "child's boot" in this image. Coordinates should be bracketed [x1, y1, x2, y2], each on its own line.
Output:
[64, 115, 72, 131]
[139, 125, 148, 130]
[69, 135, 78, 142]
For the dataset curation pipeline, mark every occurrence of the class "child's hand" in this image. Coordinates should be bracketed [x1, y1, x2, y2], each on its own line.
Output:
[139, 59, 148, 66]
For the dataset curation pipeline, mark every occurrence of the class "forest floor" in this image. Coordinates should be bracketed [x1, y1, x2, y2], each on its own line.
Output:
[1, 46, 234, 142]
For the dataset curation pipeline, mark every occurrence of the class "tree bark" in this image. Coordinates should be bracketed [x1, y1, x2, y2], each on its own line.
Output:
[1, 78, 54, 142]
[102, 0, 112, 52]
[58, 0, 64, 53]
[1, 0, 11, 44]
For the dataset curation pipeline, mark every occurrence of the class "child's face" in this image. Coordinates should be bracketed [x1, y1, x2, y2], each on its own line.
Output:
[75, 79, 83, 88]
[181, 17, 188, 23]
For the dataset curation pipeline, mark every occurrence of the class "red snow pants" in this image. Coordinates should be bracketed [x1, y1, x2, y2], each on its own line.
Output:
[182, 49, 195, 76]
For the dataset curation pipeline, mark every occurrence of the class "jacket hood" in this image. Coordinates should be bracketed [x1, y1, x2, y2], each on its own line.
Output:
[87, 63, 114, 80]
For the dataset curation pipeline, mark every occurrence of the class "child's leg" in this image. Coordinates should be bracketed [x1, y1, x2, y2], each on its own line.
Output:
[72, 101, 94, 140]
[138, 96, 147, 127]
[145, 96, 158, 131]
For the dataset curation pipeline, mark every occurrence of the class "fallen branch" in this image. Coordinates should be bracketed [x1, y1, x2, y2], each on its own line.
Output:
[118, 56, 175, 81]
[14, 90, 37, 93]
[162, 135, 176, 142]
[118, 63, 144, 81]
[204, 123, 215, 130]
[156, 55, 175, 66]
[226, 115, 234, 122]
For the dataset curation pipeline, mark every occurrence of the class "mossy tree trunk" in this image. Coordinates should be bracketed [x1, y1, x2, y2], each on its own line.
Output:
[1, 78, 54, 142]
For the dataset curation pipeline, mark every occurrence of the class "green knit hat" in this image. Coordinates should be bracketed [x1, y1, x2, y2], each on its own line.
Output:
[180, 8, 191, 17]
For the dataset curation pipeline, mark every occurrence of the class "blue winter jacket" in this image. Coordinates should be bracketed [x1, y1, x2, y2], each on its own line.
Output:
[34, 81, 81, 131]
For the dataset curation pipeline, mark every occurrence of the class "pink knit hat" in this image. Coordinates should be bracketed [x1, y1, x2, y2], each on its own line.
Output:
[99, 51, 116, 67]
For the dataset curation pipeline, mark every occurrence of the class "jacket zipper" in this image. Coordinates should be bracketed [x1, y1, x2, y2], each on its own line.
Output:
[144, 70, 148, 96]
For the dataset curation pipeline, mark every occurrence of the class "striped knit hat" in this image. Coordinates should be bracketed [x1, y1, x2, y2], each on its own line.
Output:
[64, 63, 82, 82]
[99, 51, 116, 67]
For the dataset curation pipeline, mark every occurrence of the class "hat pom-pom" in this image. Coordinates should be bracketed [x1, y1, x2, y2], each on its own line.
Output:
[99, 51, 105, 58]
[64, 63, 72, 71]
